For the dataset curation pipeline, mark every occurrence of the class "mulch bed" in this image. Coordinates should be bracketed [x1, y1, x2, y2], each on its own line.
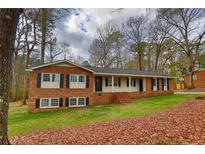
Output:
[10, 100, 205, 145]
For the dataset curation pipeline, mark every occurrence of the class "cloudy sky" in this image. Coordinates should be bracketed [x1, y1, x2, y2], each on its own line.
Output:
[55, 8, 149, 60]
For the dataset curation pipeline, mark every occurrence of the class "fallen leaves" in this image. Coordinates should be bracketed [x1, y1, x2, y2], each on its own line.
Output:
[10, 100, 205, 145]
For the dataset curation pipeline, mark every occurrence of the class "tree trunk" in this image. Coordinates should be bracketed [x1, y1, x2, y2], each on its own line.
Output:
[154, 46, 160, 71]
[0, 8, 21, 145]
[22, 53, 30, 105]
[154, 55, 159, 71]
[188, 61, 194, 89]
[40, 8, 48, 64]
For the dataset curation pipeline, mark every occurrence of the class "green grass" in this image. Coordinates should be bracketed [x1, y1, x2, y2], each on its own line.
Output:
[8, 94, 203, 137]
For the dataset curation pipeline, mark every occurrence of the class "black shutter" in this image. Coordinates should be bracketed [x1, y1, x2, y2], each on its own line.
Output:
[167, 79, 170, 90]
[66, 74, 70, 88]
[59, 98, 63, 107]
[37, 73, 41, 88]
[118, 78, 121, 87]
[65, 98, 69, 107]
[86, 75, 89, 88]
[86, 97, 89, 106]
[157, 78, 159, 91]
[162, 79, 164, 91]
[134, 78, 136, 87]
[36, 98, 40, 108]
[60, 74, 64, 88]
[105, 77, 108, 86]
[151, 78, 153, 91]
[127, 78, 129, 87]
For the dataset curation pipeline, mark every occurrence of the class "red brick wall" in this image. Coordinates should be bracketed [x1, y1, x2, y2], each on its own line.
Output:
[28, 65, 174, 113]
[184, 70, 205, 89]
[28, 65, 94, 112]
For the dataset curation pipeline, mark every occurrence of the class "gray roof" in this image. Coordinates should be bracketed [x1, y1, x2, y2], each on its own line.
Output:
[26, 60, 173, 78]
[84, 66, 170, 77]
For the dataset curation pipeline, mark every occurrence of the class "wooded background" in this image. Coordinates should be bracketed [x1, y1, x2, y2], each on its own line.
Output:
[11, 8, 205, 104]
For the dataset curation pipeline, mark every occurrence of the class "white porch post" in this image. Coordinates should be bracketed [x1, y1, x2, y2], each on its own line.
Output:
[129, 76, 131, 92]
[143, 78, 146, 92]
[111, 76, 114, 92]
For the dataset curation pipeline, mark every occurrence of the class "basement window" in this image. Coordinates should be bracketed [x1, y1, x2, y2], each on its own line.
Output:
[69, 97, 86, 107]
[40, 98, 59, 108]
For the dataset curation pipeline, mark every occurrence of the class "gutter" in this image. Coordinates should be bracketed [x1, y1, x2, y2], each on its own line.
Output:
[93, 72, 177, 79]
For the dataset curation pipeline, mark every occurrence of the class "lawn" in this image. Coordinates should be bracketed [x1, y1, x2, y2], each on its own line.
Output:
[8, 94, 202, 137]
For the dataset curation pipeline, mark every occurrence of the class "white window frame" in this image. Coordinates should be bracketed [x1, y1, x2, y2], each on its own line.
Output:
[114, 77, 119, 87]
[70, 74, 78, 82]
[51, 74, 60, 82]
[40, 98, 59, 108]
[42, 73, 60, 83]
[107, 76, 112, 86]
[69, 97, 86, 107]
[79, 75, 86, 83]
[70, 74, 86, 83]
[153, 78, 158, 91]
[163, 78, 168, 91]
[42, 73, 51, 82]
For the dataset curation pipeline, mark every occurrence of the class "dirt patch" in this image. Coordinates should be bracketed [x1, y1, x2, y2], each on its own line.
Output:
[10, 100, 205, 145]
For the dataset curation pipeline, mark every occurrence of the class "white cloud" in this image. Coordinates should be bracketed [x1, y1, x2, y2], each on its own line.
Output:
[55, 8, 148, 60]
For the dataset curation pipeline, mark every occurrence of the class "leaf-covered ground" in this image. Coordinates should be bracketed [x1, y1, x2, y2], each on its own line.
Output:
[10, 99, 205, 145]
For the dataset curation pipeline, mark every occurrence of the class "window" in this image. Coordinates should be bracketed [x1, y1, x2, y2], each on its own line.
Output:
[163, 79, 167, 86]
[42, 73, 60, 82]
[79, 75, 85, 82]
[43, 74, 50, 82]
[70, 75, 78, 82]
[192, 74, 197, 80]
[69, 97, 86, 107]
[40, 98, 59, 108]
[108, 77, 112, 86]
[114, 78, 118, 86]
[50, 98, 59, 107]
[153, 78, 156, 86]
[52, 74, 60, 82]
[131, 78, 136, 87]
[41, 98, 49, 107]
[70, 98, 77, 106]
[78, 97, 86, 106]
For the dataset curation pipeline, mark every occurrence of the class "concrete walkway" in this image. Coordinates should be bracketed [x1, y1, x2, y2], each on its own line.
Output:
[174, 91, 205, 94]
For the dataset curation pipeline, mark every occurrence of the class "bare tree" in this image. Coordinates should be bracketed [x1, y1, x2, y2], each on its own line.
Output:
[22, 9, 40, 105]
[12, 15, 26, 101]
[39, 9, 74, 64]
[0, 8, 22, 145]
[89, 22, 117, 67]
[149, 17, 171, 71]
[46, 40, 70, 62]
[158, 8, 205, 88]
[123, 15, 147, 70]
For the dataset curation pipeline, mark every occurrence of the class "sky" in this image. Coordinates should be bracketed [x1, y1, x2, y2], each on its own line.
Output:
[55, 8, 148, 60]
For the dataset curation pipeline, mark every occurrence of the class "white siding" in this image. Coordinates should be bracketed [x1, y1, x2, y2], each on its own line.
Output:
[70, 82, 86, 89]
[101, 77, 140, 92]
[41, 73, 60, 88]
[41, 82, 60, 88]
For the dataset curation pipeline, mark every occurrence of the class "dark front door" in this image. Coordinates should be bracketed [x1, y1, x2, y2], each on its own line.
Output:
[139, 79, 143, 92]
[95, 77, 102, 92]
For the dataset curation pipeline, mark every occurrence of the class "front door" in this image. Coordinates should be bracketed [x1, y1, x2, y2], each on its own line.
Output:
[139, 79, 143, 92]
[95, 77, 102, 92]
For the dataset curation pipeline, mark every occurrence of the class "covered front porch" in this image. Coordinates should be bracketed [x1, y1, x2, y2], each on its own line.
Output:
[94, 75, 147, 93]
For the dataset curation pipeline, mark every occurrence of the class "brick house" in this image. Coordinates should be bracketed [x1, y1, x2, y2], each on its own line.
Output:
[184, 69, 205, 89]
[26, 60, 175, 113]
